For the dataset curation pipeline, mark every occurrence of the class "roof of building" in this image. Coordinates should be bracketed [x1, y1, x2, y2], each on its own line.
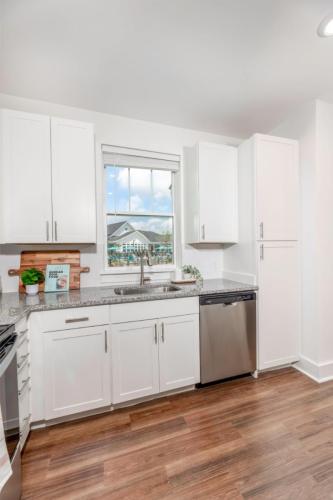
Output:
[107, 221, 129, 236]
[107, 221, 167, 244]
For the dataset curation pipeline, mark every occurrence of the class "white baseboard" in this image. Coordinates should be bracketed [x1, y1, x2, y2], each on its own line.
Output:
[222, 270, 256, 285]
[295, 355, 333, 383]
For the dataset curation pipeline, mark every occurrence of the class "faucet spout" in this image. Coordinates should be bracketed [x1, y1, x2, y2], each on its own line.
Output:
[136, 250, 153, 286]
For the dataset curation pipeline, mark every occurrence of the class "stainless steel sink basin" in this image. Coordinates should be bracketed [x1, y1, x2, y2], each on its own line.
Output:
[114, 284, 181, 296]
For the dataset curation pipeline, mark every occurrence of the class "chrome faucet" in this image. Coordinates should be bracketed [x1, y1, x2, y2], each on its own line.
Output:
[135, 250, 153, 285]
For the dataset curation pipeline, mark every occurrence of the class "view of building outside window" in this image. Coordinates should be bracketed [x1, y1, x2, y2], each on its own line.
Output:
[105, 165, 174, 267]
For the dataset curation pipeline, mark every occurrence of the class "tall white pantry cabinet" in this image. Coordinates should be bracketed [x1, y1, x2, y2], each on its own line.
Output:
[0, 109, 96, 243]
[224, 134, 300, 370]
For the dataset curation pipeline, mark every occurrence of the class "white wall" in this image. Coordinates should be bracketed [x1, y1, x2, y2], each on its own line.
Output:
[0, 93, 241, 292]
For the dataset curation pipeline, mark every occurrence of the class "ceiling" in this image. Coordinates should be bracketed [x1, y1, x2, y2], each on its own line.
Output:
[1, 0, 333, 138]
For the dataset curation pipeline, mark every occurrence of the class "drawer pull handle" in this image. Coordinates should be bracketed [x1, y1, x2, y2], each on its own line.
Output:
[22, 414, 31, 424]
[18, 377, 30, 396]
[161, 322, 165, 342]
[65, 317, 89, 324]
[17, 354, 29, 370]
[20, 415, 31, 437]
[18, 336, 28, 348]
[18, 329, 28, 337]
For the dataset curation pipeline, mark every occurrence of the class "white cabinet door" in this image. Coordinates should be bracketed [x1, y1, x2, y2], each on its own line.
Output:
[257, 242, 300, 370]
[111, 320, 159, 403]
[44, 326, 111, 419]
[159, 314, 200, 392]
[0, 109, 52, 243]
[51, 118, 96, 243]
[255, 135, 298, 241]
[198, 143, 238, 243]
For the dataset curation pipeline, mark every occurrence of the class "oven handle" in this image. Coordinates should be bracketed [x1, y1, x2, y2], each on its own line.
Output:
[0, 336, 18, 379]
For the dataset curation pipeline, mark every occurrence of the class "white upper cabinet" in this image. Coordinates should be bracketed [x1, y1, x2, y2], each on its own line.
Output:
[51, 118, 96, 243]
[184, 142, 238, 244]
[0, 109, 96, 244]
[0, 109, 52, 243]
[255, 135, 299, 241]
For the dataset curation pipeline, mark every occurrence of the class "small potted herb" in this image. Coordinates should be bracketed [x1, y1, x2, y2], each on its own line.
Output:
[21, 268, 45, 296]
[182, 265, 202, 282]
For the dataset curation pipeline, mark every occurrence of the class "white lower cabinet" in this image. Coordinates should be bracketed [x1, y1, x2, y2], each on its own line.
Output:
[30, 299, 199, 421]
[111, 320, 160, 403]
[111, 309, 200, 404]
[159, 315, 200, 392]
[44, 326, 111, 420]
[258, 241, 300, 370]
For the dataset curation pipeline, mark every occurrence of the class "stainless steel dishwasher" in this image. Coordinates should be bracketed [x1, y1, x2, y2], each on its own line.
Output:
[199, 291, 256, 384]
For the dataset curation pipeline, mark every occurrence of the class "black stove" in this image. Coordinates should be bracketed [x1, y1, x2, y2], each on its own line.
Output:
[0, 324, 16, 363]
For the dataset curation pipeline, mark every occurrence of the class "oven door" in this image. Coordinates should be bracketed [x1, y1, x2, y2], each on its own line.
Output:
[0, 338, 20, 459]
[0, 336, 21, 500]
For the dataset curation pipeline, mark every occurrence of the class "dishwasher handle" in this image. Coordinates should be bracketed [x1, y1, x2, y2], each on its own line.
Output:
[200, 292, 256, 306]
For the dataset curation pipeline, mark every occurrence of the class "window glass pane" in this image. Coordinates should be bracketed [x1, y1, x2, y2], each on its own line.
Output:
[130, 168, 152, 212]
[105, 166, 116, 212]
[106, 165, 129, 213]
[107, 215, 173, 267]
[152, 170, 172, 213]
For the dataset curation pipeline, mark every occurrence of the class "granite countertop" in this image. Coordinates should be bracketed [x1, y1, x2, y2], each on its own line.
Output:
[0, 278, 257, 325]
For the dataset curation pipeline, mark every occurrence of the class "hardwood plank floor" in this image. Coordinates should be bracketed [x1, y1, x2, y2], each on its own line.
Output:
[22, 368, 333, 499]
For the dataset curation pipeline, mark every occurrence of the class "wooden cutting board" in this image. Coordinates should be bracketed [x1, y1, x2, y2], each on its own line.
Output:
[8, 250, 90, 292]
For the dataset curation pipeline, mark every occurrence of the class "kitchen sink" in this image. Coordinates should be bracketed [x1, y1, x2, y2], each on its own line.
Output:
[114, 284, 181, 296]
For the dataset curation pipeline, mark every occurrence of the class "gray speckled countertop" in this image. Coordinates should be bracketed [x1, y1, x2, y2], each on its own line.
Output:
[0, 279, 257, 325]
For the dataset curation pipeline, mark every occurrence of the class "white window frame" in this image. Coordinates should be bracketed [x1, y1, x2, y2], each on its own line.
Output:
[102, 146, 179, 275]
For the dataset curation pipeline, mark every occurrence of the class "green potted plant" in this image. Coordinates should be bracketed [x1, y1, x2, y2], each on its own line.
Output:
[182, 265, 202, 282]
[21, 268, 45, 295]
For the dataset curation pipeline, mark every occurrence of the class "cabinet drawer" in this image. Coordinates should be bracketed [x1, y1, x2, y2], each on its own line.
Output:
[16, 317, 28, 334]
[17, 334, 29, 360]
[40, 305, 109, 332]
[110, 297, 199, 324]
[19, 385, 31, 428]
[18, 358, 30, 389]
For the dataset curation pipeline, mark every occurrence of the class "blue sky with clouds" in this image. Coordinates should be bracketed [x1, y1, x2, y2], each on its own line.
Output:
[106, 166, 173, 234]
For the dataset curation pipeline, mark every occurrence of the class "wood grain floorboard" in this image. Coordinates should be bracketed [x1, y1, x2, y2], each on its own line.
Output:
[22, 368, 333, 499]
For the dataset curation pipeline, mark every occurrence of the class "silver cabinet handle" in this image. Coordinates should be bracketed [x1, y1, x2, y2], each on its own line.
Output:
[17, 354, 29, 370]
[18, 335, 28, 348]
[18, 329, 28, 338]
[104, 330, 108, 353]
[260, 244, 264, 260]
[201, 224, 205, 240]
[65, 317, 89, 324]
[161, 322, 165, 342]
[154, 323, 158, 344]
[46, 221, 50, 241]
[19, 377, 30, 396]
[260, 222, 264, 239]
[54, 221, 58, 241]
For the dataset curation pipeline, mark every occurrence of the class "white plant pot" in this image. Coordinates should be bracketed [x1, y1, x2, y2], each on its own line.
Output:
[25, 284, 39, 296]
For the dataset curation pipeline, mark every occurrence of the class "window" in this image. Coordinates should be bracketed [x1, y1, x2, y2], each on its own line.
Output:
[103, 146, 179, 270]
